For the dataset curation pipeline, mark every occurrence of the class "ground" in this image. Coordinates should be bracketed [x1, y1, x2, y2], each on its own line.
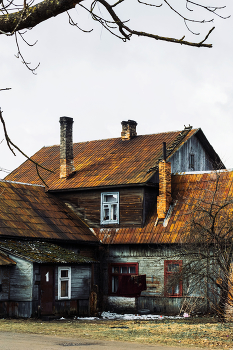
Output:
[1, 315, 233, 349]
[0, 331, 207, 350]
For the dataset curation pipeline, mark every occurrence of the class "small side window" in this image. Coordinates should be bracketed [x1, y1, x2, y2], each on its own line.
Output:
[58, 267, 71, 299]
[101, 192, 119, 224]
[189, 154, 195, 170]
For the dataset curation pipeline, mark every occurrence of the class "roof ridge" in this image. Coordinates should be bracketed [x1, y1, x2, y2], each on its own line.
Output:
[173, 168, 233, 176]
[0, 179, 44, 187]
[42, 128, 199, 149]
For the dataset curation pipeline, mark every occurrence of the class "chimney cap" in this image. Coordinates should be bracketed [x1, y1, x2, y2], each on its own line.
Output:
[59, 116, 73, 124]
[121, 119, 137, 126]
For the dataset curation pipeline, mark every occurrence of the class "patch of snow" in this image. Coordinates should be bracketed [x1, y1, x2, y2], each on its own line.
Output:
[101, 311, 182, 320]
[75, 316, 97, 320]
[74, 311, 183, 321]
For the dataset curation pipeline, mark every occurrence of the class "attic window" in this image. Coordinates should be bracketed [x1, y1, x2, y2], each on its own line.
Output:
[101, 193, 119, 224]
[189, 154, 195, 170]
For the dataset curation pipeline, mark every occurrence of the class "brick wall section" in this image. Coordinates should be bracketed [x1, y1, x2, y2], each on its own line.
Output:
[60, 117, 75, 178]
[157, 160, 172, 219]
[121, 120, 137, 140]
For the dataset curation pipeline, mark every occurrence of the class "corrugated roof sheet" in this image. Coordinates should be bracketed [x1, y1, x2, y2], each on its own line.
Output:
[93, 170, 233, 244]
[0, 180, 98, 242]
[5, 128, 197, 190]
[0, 240, 96, 263]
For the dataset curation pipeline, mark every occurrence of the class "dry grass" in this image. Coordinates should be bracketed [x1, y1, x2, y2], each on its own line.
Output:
[0, 317, 233, 349]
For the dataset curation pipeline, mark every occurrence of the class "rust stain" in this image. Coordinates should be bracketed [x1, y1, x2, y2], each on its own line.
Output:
[94, 170, 233, 244]
[0, 180, 97, 242]
[5, 130, 197, 190]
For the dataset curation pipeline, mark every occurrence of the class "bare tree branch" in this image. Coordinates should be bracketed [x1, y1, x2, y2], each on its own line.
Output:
[0, 0, 229, 50]
[0, 107, 53, 186]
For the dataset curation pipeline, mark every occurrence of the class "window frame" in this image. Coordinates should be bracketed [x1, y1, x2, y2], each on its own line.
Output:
[101, 192, 119, 225]
[58, 266, 71, 300]
[109, 262, 138, 296]
[189, 153, 195, 170]
[164, 260, 182, 297]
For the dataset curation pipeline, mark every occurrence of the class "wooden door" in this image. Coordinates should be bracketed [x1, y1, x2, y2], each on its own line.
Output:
[40, 266, 54, 315]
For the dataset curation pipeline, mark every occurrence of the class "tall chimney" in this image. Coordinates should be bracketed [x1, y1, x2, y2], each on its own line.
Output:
[157, 146, 172, 219]
[121, 120, 137, 140]
[59, 117, 75, 179]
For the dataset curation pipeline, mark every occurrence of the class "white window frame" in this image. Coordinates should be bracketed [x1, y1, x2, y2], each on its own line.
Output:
[101, 192, 119, 225]
[58, 266, 71, 300]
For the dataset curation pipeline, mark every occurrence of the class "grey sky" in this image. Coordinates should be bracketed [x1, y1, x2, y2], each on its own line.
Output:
[0, 0, 233, 177]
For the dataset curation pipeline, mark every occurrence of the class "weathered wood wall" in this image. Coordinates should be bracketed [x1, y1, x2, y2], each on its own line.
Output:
[0, 266, 10, 300]
[0, 256, 33, 317]
[54, 265, 91, 300]
[56, 187, 145, 227]
[103, 245, 208, 315]
[0, 258, 93, 317]
[8, 255, 33, 301]
[170, 135, 214, 173]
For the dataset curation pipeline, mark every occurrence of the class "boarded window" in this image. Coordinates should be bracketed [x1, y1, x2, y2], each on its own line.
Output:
[164, 260, 182, 297]
[58, 267, 71, 299]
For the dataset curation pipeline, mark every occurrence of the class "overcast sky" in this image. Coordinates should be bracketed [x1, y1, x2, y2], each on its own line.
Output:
[0, 0, 233, 177]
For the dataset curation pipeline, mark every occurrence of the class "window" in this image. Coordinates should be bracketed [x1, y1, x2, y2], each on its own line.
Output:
[109, 263, 138, 295]
[189, 154, 195, 170]
[101, 192, 119, 224]
[58, 267, 71, 299]
[164, 260, 182, 297]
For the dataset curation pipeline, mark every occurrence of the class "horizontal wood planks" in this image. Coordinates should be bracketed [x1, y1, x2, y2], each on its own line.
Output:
[57, 187, 146, 227]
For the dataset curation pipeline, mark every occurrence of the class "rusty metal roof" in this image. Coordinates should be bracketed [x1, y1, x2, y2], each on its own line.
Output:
[0, 240, 96, 263]
[0, 180, 98, 242]
[5, 128, 199, 190]
[93, 170, 233, 244]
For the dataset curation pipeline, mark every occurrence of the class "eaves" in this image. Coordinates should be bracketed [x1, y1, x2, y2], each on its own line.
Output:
[47, 182, 159, 193]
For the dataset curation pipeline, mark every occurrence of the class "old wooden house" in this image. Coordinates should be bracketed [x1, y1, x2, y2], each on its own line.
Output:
[5, 117, 226, 315]
[0, 180, 99, 317]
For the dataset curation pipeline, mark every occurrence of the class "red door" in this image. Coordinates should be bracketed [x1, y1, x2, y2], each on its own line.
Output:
[40, 266, 55, 315]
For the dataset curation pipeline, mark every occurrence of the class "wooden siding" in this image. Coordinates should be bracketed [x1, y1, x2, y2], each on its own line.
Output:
[54, 265, 91, 300]
[119, 188, 143, 226]
[8, 255, 33, 301]
[102, 245, 207, 314]
[143, 187, 159, 224]
[0, 266, 10, 300]
[0, 255, 93, 317]
[170, 135, 214, 173]
[56, 187, 145, 227]
[0, 256, 33, 317]
[71, 266, 91, 299]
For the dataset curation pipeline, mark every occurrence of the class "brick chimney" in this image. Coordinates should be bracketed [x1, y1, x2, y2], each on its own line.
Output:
[59, 117, 75, 179]
[121, 120, 137, 140]
[157, 143, 172, 219]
